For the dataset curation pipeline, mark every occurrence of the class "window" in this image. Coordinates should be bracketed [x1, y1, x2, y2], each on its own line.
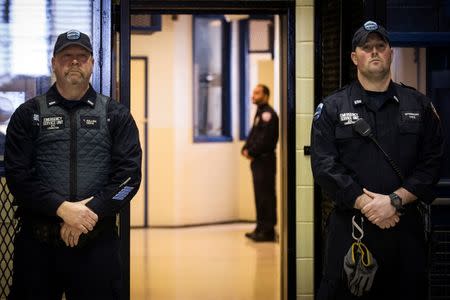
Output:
[193, 16, 231, 142]
[386, 0, 450, 46]
[131, 14, 162, 33]
[0, 0, 93, 175]
[239, 16, 274, 140]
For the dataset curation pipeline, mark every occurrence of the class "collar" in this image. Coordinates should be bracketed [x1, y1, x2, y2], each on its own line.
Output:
[350, 80, 399, 108]
[46, 84, 97, 108]
[257, 102, 270, 110]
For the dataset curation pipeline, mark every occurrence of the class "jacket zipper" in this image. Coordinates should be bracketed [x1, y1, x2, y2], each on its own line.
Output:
[69, 110, 77, 201]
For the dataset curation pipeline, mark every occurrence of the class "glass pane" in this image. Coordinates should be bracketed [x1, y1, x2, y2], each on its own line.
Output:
[194, 17, 223, 137]
[391, 47, 426, 94]
[427, 48, 450, 184]
[0, 0, 92, 173]
[249, 20, 272, 52]
[387, 0, 450, 32]
[247, 52, 273, 131]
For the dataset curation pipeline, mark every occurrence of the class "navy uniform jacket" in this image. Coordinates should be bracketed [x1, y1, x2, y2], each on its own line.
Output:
[243, 103, 279, 158]
[5, 85, 142, 219]
[311, 80, 444, 211]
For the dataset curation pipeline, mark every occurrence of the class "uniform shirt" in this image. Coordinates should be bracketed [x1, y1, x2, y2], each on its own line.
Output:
[243, 103, 279, 158]
[5, 84, 142, 219]
[311, 81, 444, 210]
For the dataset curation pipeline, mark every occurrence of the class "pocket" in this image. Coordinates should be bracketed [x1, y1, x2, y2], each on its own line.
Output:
[398, 121, 423, 166]
[335, 125, 358, 139]
[399, 121, 423, 135]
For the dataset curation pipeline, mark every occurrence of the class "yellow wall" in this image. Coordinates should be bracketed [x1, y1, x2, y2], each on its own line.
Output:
[131, 16, 176, 225]
[130, 58, 147, 226]
[171, 15, 240, 224]
[295, 1, 315, 299]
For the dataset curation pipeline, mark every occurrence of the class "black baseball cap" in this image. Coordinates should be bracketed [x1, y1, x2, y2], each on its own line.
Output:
[352, 21, 390, 50]
[53, 30, 93, 55]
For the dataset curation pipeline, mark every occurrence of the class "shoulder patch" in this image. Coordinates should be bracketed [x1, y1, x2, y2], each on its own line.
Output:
[314, 103, 324, 121]
[261, 111, 272, 122]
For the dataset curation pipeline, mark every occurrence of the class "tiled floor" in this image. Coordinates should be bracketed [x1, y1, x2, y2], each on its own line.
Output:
[130, 223, 280, 300]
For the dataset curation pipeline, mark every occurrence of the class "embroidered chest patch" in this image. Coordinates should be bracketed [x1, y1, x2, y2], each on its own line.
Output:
[80, 116, 100, 129]
[41, 116, 65, 131]
[401, 111, 422, 122]
[339, 112, 359, 125]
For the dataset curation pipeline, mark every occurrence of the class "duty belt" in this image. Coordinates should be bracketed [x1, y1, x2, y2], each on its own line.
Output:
[19, 216, 117, 248]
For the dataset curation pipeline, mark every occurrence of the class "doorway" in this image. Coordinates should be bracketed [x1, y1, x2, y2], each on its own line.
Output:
[128, 13, 283, 299]
[112, 1, 296, 299]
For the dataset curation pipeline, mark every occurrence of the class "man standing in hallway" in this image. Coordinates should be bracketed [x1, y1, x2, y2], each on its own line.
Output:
[311, 21, 444, 299]
[242, 84, 279, 242]
[5, 30, 142, 299]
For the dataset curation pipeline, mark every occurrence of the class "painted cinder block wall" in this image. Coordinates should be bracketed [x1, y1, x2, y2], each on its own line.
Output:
[295, 0, 315, 299]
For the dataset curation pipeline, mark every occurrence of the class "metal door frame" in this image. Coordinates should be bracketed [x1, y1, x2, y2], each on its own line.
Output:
[116, 1, 297, 299]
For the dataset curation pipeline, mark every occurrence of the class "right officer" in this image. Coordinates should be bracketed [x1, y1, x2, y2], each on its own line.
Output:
[311, 21, 444, 299]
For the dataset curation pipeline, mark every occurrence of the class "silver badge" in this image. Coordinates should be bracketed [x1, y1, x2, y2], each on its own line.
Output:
[66, 30, 81, 40]
[364, 21, 378, 31]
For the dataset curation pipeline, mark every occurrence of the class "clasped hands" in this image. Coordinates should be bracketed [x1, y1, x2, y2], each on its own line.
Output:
[56, 197, 98, 247]
[355, 188, 399, 229]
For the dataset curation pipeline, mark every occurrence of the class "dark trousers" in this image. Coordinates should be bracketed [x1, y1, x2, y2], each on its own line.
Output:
[250, 153, 277, 232]
[8, 226, 122, 300]
[317, 207, 428, 300]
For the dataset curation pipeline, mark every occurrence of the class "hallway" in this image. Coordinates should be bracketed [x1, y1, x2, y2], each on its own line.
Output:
[130, 223, 280, 300]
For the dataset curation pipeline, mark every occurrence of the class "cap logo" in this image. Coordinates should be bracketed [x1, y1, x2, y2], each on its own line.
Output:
[364, 21, 379, 31]
[66, 30, 81, 40]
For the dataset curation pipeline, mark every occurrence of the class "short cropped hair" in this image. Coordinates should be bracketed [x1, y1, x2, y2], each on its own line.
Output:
[258, 84, 270, 98]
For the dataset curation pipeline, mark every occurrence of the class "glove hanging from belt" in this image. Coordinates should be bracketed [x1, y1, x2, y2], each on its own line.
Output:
[343, 216, 378, 297]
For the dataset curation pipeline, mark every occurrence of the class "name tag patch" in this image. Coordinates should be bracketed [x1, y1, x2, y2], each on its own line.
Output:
[80, 116, 100, 129]
[401, 111, 421, 122]
[339, 112, 359, 125]
[42, 116, 65, 131]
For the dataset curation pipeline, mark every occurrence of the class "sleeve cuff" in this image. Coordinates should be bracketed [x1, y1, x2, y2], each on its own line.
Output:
[336, 183, 363, 210]
[48, 195, 66, 216]
[247, 148, 259, 158]
[86, 196, 107, 218]
[402, 181, 435, 204]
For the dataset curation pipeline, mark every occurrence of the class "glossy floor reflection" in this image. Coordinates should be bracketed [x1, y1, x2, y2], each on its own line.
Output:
[131, 223, 280, 300]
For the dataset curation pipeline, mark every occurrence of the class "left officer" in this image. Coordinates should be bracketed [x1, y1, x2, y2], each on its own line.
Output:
[5, 30, 142, 299]
[242, 84, 279, 242]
